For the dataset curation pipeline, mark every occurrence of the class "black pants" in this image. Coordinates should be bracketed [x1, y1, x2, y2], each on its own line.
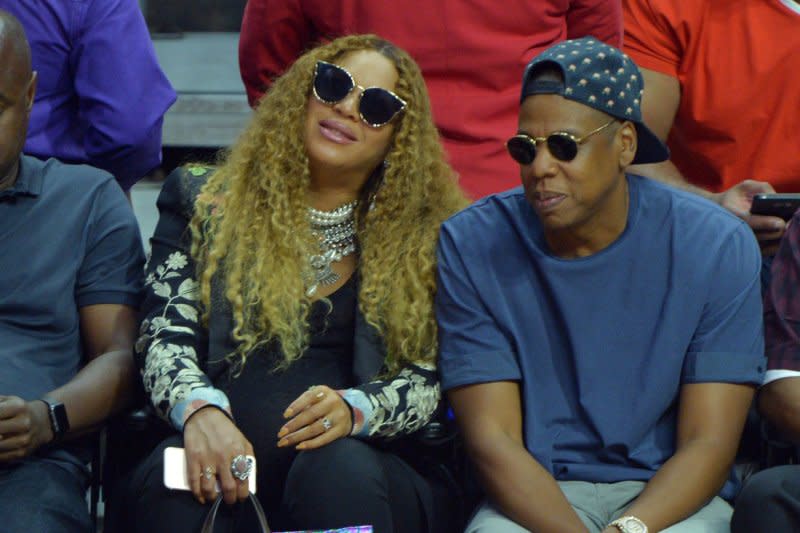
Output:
[112, 435, 457, 533]
[731, 465, 800, 533]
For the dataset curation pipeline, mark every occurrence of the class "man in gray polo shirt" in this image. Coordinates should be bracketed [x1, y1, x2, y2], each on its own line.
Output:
[0, 10, 145, 533]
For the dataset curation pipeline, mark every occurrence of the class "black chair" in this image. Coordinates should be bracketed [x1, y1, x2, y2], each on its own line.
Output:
[87, 402, 173, 533]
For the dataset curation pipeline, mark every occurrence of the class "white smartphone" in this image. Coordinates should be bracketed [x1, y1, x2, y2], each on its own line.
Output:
[163, 446, 257, 493]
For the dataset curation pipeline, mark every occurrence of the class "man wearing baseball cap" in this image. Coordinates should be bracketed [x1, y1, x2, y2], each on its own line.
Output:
[436, 37, 764, 532]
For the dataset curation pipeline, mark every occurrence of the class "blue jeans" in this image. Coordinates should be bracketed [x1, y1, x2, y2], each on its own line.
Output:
[0, 455, 91, 533]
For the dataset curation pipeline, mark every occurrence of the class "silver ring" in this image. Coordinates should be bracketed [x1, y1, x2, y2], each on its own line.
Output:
[321, 417, 332, 431]
[230, 455, 254, 481]
[203, 466, 215, 480]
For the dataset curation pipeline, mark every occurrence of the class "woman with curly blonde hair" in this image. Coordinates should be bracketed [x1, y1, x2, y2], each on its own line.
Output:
[123, 34, 469, 532]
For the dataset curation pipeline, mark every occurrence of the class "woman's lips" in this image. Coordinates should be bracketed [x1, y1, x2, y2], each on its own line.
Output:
[319, 119, 357, 143]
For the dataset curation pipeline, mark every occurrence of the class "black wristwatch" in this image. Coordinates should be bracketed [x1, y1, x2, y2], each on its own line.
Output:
[40, 399, 70, 442]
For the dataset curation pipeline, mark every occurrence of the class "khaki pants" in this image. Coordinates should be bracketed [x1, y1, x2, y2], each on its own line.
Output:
[466, 480, 732, 532]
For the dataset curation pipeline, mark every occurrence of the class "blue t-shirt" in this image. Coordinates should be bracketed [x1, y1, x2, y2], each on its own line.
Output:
[436, 175, 765, 500]
[0, 155, 145, 401]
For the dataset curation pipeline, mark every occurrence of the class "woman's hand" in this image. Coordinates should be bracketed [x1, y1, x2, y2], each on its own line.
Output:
[277, 385, 353, 450]
[183, 407, 255, 505]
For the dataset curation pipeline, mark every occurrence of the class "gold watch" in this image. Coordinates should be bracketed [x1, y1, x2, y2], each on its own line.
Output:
[610, 516, 648, 533]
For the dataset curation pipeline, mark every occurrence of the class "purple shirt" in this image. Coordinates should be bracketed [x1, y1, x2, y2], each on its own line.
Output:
[1, 0, 176, 189]
[765, 210, 800, 372]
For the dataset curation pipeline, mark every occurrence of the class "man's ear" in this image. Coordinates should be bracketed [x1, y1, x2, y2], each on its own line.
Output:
[618, 121, 637, 168]
[25, 71, 37, 112]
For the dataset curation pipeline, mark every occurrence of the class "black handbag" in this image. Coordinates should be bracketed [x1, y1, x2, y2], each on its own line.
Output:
[201, 494, 271, 533]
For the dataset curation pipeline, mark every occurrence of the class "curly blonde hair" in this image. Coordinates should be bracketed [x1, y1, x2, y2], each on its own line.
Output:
[190, 34, 468, 374]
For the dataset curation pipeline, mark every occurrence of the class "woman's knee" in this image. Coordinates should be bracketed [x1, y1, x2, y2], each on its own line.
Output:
[731, 465, 800, 533]
[737, 465, 800, 506]
[285, 438, 383, 494]
[110, 434, 217, 533]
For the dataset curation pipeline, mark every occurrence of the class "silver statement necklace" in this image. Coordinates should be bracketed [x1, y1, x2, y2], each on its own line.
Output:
[306, 200, 358, 297]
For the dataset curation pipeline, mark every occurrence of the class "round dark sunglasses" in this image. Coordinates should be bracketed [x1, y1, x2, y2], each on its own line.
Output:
[506, 119, 617, 165]
[313, 60, 407, 128]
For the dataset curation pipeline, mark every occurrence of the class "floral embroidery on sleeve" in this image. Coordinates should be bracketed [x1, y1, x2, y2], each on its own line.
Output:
[136, 250, 231, 429]
[342, 362, 440, 439]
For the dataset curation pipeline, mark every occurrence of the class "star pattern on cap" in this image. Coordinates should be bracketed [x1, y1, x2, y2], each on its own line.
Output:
[526, 36, 650, 126]
[521, 36, 668, 164]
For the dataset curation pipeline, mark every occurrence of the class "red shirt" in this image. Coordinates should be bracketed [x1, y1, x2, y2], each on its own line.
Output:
[239, 0, 622, 198]
[624, 0, 800, 193]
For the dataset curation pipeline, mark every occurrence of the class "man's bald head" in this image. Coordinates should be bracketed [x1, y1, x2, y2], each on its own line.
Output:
[0, 9, 35, 190]
[0, 9, 32, 79]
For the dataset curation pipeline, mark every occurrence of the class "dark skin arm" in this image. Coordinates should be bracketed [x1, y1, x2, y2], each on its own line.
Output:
[599, 382, 754, 532]
[759, 377, 800, 445]
[0, 303, 138, 462]
[630, 67, 784, 251]
[449, 381, 589, 533]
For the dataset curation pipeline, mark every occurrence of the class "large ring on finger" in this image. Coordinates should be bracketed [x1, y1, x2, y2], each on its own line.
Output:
[203, 466, 215, 480]
[321, 417, 333, 431]
[230, 454, 254, 481]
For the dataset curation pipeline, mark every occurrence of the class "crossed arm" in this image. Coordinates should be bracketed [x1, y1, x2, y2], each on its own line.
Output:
[616, 381, 754, 532]
[0, 303, 138, 462]
[450, 379, 754, 532]
[449, 380, 589, 533]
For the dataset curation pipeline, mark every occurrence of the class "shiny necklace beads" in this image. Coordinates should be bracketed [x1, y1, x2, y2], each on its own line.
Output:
[306, 200, 357, 297]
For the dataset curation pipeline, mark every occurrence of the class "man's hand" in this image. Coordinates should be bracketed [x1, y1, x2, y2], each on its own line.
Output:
[714, 180, 785, 252]
[0, 396, 54, 462]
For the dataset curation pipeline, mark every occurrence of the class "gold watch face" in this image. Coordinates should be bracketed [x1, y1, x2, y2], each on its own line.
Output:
[620, 518, 647, 533]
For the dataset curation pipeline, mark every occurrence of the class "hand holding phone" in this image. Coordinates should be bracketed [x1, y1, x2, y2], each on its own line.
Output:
[750, 193, 800, 221]
[163, 446, 257, 494]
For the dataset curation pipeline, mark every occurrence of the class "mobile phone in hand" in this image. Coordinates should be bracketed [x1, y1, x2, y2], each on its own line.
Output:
[163, 447, 257, 493]
[750, 193, 800, 221]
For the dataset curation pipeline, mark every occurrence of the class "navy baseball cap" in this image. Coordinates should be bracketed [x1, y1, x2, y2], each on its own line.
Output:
[520, 37, 669, 165]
